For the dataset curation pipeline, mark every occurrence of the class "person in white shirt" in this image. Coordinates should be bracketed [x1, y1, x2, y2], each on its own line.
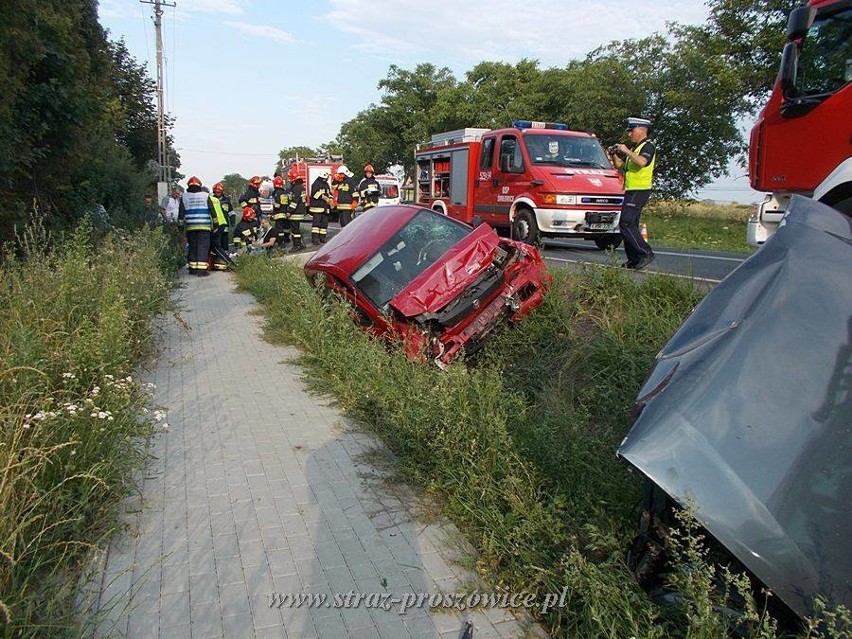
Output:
[160, 185, 182, 224]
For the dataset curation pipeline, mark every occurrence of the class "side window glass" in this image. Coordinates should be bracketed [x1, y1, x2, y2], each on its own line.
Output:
[499, 136, 523, 173]
[480, 138, 495, 171]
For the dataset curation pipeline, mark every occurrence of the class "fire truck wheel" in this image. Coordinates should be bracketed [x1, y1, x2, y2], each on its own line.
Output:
[512, 208, 540, 245]
[594, 235, 623, 250]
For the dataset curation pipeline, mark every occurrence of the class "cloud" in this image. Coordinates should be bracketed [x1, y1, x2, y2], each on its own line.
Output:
[224, 21, 296, 43]
[322, 0, 709, 70]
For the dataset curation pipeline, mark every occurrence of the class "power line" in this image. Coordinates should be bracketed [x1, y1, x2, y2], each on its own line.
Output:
[180, 148, 281, 157]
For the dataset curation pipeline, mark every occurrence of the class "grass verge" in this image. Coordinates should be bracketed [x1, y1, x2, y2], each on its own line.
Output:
[0, 219, 175, 637]
[236, 256, 847, 638]
[644, 200, 755, 253]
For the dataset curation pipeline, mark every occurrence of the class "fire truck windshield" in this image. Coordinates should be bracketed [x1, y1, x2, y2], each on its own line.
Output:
[524, 134, 610, 169]
[795, 5, 852, 96]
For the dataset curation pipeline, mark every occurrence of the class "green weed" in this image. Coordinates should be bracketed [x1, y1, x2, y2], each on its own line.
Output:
[0, 219, 173, 636]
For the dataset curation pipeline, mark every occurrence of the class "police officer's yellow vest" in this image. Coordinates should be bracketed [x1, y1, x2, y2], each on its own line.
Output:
[624, 140, 655, 191]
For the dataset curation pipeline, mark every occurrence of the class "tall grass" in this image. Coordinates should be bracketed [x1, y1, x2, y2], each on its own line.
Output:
[0, 219, 173, 637]
[644, 200, 754, 253]
[237, 256, 849, 638]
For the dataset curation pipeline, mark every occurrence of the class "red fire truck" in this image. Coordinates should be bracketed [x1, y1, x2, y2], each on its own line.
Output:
[414, 121, 624, 248]
[747, 0, 852, 245]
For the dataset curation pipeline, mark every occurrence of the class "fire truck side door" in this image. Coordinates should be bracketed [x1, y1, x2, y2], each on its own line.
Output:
[473, 135, 501, 225]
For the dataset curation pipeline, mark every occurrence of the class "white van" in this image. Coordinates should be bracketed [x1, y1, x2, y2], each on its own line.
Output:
[375, 174, 401, 206]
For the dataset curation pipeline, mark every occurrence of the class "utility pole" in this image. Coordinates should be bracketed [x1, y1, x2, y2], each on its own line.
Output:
[141, 0, 176, 203]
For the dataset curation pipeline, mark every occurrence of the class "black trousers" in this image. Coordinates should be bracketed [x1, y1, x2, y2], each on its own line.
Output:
[187, 229, 211, 272]
[337, 206, 353, 227]
[289, 217, 304, 246]
[311, 212, 329, 243]
[619, 190, 653, 265]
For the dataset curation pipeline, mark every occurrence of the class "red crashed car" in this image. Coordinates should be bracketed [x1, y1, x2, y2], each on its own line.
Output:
[304, 205, 551, 366]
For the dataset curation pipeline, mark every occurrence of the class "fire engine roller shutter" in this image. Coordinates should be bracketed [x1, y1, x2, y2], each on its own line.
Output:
[450, 148, 469, 205]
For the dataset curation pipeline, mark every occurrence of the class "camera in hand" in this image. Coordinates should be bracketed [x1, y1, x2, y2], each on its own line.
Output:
[607, 144, 620, 155]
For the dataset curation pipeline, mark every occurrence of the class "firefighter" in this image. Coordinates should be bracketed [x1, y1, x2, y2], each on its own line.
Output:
[308, 170, 333, 244]
[178, 176, 218, 276]
[286, 165, 307, 251]
[233, 206, 257, 253]
[271, 175, 291, 246]
[210, 183, 231, 270]
[213, 181, 234, 228]
[357, 164, 381, 213]
[332, 165, 359, 227]
[239, 175, 264, 237]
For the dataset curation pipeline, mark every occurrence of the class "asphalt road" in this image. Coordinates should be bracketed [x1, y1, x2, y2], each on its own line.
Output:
[541, 238, 750, 284]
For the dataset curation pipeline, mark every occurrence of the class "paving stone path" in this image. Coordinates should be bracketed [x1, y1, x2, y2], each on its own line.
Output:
[88, 267, 547, 639]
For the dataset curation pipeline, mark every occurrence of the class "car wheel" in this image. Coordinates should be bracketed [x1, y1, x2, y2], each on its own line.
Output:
[594, 235, 623, 250]
[512, 208, 539, 245]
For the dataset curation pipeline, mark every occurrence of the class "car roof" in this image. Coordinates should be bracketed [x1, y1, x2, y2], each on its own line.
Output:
[306, 205, 425, 275]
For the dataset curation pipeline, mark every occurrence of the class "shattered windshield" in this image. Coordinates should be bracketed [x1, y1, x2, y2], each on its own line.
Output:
[351, 209, 471, 310]
[525, 134, 610, 168]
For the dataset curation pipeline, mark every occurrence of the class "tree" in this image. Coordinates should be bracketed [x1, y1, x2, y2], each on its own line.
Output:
[0, 0, 169, 239]
[218, 173, 248, 204]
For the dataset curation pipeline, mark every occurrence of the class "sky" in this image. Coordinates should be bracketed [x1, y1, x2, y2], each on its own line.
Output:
[99, 0, 764, 204]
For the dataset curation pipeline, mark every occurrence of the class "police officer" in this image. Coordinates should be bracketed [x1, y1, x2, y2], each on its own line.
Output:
[286, 166, 307, 251]
[610, 117, 656, 270]
[357, 164, 381, 213]
[332, 165, 359, 227]
[178, 176, 218, 276]
[271, 175, 291, 246]
[308, 169, 333, 244]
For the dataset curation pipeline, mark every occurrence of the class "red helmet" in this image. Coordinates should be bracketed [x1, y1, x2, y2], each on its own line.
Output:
[212, 182, 224, 194]
[287, 166, 303, 183]
[242, 206, 256, 222]
[273, 175, 284, 188]
[249, 175, 262, 188]
[188, 176, 202, 187]
[363, 164, 374, 174]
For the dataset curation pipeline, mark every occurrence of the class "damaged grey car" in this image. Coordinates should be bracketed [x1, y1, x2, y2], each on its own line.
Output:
[618, 196, 851, 627]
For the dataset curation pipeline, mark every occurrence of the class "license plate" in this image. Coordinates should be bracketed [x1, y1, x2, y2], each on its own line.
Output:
[588, 223, 610, 230]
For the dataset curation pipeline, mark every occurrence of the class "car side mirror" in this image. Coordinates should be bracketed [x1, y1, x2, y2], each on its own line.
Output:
[779, 41, 799, 100]
[786, 5, 814, 40]
[472, 215, 483, 228]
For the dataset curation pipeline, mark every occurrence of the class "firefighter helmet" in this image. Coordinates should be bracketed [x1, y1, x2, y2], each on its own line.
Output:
[363, 164, 374, 174]
[249, 175, 262, 188]
[318, 169, 330, 180]
[187, 176, 202, 187]
[212, 182, 224, 194]
[242, 205, 256, 222]
[273, 175, 284, 188]
[338, 164, 351, 177]
[287, 166, 303, 183]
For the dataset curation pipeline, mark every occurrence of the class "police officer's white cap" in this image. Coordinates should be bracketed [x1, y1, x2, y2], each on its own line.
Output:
[626, 117, 652, 129]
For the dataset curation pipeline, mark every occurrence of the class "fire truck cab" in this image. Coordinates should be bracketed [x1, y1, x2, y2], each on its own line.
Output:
[747, 0, 852, 245]
[415, 121, 624, 247]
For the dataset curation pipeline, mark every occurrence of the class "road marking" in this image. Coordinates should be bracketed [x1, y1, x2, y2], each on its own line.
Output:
[653, 249, 746, 263]
[543, 255, 724, 284]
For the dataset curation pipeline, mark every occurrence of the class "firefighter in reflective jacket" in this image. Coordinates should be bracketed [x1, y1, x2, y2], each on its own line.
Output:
[332, 164, 359, 227]
[239, 175, 263, 236]
[357, 164, 381, 212]
[213, 182, 234, 229]
[178, 176, 218, 276]
[233, 206, 257, 253]
[271, 175, 291, 246]
[286, 166, 307, 251]
[309, 170, 333, 244]
[210, 183, 231, 270]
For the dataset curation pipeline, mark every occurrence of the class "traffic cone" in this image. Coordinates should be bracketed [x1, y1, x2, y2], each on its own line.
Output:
[640, 222, 649, 242]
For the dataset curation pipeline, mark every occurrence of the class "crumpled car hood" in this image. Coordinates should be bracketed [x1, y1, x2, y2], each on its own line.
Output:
[617, 196, 851, 620]
[389, 223, 500, 318]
